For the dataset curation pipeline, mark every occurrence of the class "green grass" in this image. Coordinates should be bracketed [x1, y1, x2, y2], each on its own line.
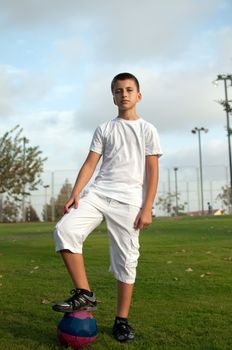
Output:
[0, 216, 232, 350]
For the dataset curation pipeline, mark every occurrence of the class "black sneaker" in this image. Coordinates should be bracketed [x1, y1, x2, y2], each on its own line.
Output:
[112, 319, 135, 342]
[52, 289, 97, 313]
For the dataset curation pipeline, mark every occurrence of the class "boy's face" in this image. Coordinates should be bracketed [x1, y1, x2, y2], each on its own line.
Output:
[112, 79, 142, 111]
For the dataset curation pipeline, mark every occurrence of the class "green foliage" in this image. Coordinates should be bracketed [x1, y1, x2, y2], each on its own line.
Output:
[0, 198, 39, 223]
[0, 217, 232, 349]
[156, 192, 187, 216]
[25, 205, 40, 222]
[1, 197, 19, 222]
[42, 179, 72, 221]
[0, 125, 47, 199]
[217, 185, 232, 207]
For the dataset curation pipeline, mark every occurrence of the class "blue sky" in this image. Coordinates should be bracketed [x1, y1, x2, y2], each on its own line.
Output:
[0, 0, 232, 178]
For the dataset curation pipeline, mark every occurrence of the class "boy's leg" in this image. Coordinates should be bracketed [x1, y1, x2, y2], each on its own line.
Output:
[105, 201, 140, 342]
[113, 281, 135, 342]
[52, 192, 104, 313]
[116, 280, 134, 318]
[53, 250, 97, 313]
[61, 250, 90, 291]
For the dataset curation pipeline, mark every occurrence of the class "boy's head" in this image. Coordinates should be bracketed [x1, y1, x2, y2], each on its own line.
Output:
[111, 73, 140, 93]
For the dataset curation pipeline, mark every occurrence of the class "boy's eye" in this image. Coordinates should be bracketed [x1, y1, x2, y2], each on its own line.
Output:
[114, 88, 134, 94]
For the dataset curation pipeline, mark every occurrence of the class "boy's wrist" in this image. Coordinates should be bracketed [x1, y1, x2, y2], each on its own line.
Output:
[71, 191, 80, 198]
[141, 204, 153, 212]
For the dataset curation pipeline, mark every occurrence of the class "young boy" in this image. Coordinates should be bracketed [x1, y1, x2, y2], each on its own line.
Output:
[52, 72, 162, 342]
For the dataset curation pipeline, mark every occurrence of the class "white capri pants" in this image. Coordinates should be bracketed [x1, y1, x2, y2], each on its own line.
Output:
[54, 191, 141, 284]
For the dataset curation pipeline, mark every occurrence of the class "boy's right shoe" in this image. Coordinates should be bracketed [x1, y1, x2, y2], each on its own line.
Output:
[112, 319, 135, 342]
[52, 289, 97, 313]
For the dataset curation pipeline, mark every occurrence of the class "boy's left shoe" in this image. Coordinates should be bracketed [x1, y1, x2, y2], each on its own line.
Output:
[52, 289, 97, 313]
[112, 319, 135, 342]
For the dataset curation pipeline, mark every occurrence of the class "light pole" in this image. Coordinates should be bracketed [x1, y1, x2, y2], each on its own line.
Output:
[213, 74, 232, 211]
[167, 168, 171, 216]
[174, 167, 178, 216]
[27, 195, 31, 222]
[191, 127, 208, 215]
[22, 137, 26, 221]
[43, 185, 50, 221]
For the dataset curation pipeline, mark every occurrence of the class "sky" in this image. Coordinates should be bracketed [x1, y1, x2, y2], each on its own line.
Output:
[1, 0, 232, 212]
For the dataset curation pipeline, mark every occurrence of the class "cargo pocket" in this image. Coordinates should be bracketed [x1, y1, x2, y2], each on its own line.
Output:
[125, 232, 140, 270]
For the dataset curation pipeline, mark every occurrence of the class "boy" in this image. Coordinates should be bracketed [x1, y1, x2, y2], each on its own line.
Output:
[52, 72, 162, 342]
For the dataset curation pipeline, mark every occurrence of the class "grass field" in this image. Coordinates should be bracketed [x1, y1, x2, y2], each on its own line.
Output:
[0, 216, 232, 350]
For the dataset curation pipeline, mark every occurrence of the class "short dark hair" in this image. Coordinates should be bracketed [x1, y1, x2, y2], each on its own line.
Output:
[111, 72, 140, 93]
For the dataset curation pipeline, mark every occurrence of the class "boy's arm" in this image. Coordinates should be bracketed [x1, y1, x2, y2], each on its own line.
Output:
[65, 151, 101, 213]
[134, 155, 159, 230]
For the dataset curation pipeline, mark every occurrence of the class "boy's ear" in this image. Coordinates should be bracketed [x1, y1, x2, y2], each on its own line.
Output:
[138, 92, 142, 102]
[113, 96, 117, 105]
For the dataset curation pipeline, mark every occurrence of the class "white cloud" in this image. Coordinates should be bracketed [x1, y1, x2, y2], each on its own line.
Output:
[0, 0, 232, 175]
[54, 37, 89, 64]
[0, 64, 54, 117]
[0, 1, 228, 65]
[92, 0, 224, 63]
[11, 109, 93, 170]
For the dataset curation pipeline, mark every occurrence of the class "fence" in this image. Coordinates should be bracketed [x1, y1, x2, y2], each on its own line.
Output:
[30, 164, 231, 219]
[0, 165, 229, 222]
[157, 165, 229, 216]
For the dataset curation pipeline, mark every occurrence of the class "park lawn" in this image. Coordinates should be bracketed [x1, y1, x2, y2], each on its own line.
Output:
[0, 216, 232, 350]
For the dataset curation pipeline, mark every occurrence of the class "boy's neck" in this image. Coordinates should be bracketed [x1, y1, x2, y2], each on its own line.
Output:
[118, 110, 139, 121]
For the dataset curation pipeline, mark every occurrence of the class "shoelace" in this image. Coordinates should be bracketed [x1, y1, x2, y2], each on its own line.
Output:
[66, 289, 84, 306]
[70, 288, 81, 296]
[67, 289, 80, 299]
[116, 322, 133, 335]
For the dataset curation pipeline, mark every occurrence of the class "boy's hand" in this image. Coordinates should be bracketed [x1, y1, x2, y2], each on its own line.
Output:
[134, 208, 152, 230]
[64, 195, 79, 214]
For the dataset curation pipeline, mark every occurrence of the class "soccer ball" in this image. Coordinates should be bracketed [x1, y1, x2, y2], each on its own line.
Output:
[57, 311, 97, 349]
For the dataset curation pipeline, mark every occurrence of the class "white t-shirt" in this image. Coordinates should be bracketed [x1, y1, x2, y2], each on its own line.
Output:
[88, 117, 162, 207]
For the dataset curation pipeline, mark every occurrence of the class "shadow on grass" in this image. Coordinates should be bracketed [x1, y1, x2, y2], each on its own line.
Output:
[1, 308, 119, 349]
[0, 310, 61, 349]
[97, 324, 113, 337]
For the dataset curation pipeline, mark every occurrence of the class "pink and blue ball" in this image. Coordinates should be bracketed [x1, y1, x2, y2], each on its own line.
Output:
[57, 311, 97, 349]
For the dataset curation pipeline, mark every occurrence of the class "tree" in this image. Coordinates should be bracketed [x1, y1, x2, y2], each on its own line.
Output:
[42, 179, 72, 221]
[0, 125, 47, 200]
[1, 199, 40, 223]
[216, 185, 232, 212]
[156, 192, 187, 216]
[156, 192, 174, 216]
[25, 204, 40, 222]
[1, 197, 19, 223]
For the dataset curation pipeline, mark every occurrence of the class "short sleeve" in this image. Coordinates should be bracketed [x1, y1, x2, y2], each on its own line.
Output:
[89, 126, 104, 155]
[145, 124, 163, 157]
